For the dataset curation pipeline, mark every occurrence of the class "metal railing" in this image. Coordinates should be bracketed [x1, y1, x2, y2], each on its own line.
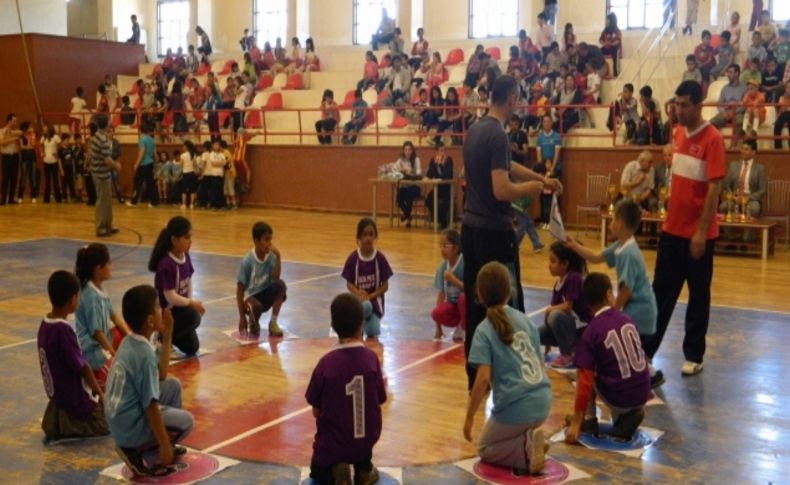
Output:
[616, 5, 678, 90]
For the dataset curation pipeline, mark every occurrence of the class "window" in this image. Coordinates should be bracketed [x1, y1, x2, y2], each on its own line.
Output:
[469, 0, 518, 38]
[771, 0, 790, 22]
[157, 0, 190, 57]
[254, 0, 287, 47]
[607, 0, 665, 30]
[353, 0, 397, 45]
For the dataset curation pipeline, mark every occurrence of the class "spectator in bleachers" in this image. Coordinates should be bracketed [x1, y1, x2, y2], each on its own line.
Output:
[69, 87, 88, 135]
[608, 83, 639, 143]
[174, 47, 187, 75]
[371, 8, 396, 51]
[683, 0, 699, 35]
[522, 52, 540, 85]
[525, 83, 549, 132]
[205, 82, 222, 141]
[167, 81, 188, 135]
[742, 80, 766, 134]
[544, 0, 558, 26]
[682, 55, 703, 83]
[389, 28, 405, 57]
[746, 32, 768, 69]
[710, 65, 746, 148]
[518, 29, 539, 58]
[342, 89, 368, 145]
[358, 51, 379, 91]
[557, 73, 581, 132]
[375, 54, 393, 92]
[545, 42, 566, 77]
[599, 12, 622, 77]
[741, 59, 763, 85]
[162, 48, 175, 81]
[285, 37, 303, 74]
[694, 30, 717, 84]
[581, 63, 601, 129]
[566, 44, 581, 71]
[411, 88, 429, 128]
[126, 15, 140, 44]
[757, 10, 777, 47]
[423, 86, 444, 138]
[274, 37, 287, 66]
[186, 45, 199, 74]
[119, 96, 136, 126]
[436, 87, 462, 146]
[507, 46, 526, 77]
[186, 78, 206, 132]
[426, 52, 445, 89]
[710, 30, 735, 79]
[239, 28, 254, 52]
[465, 45, 485, 87]
[243, 53, 258, 84]
[749, 1, 761, 31]
[262, 42, 275, 70]
[774, 80, 790, 149]
[536, 63, 553, 97]
[636, 85, 662, 145]
[302, 38, 320, 72]
[577, 42, 606, 78]
[409, 28, 430, 70]
[726, 12, 742, 53]
[196, 26, 212, 58]
[393, 141, 422, 226]
[424, 141, 454, 229]
[387, 55, 412, 107]
[507, 115, 529, 166]
[536, 13, 556, 58]
[477, 86, 490, 118]
[562, 23, 577, 53]
[761, 57, 782, 102]
[232, 75, 252, 133]
[461, 82, 480, 130]
[316, 90, 339, 145]
[771, 29, 789, 72]
[249, 40, 262, 70]
[412, 51, 431, 87]
[94, 84, 110, 127]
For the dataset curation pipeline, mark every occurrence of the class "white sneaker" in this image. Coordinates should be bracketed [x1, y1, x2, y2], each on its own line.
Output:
[681, 360, 703, 376]
[125, 201, 136, 207]
[451, 326, 465, 341]
[32, 198, 36, 203]
[17, 198, 22, 203]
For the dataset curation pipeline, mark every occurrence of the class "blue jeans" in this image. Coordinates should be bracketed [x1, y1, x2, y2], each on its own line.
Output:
[361, 300, 381, 338]
[139, 377, 194, 465]
[513, 211, 544, 250]
[539, 310, 579, 355]
[544, 3, 558, 24]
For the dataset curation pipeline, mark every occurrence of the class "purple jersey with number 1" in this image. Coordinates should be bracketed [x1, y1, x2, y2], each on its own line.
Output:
[574, 307, 650, 409]
[305, 343, 387, 467]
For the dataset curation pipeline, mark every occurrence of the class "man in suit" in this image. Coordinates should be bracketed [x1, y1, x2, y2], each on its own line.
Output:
[654, 144, 673, 195]
[719, 138, 767, 217]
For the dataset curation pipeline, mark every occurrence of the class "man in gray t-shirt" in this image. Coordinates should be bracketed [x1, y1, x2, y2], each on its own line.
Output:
[461, 74, 562, 390]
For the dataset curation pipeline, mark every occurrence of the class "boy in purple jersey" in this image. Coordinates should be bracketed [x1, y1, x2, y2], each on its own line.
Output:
[306, 293, 387, 485]
[566, 273, 650, 444]
[38, 271, 109, 443]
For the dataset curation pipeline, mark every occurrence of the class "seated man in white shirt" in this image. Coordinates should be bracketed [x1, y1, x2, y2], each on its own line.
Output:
[620, 150, 656, 211]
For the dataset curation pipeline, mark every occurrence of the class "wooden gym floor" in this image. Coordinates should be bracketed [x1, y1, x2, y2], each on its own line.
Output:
[0, 203, 788, 484]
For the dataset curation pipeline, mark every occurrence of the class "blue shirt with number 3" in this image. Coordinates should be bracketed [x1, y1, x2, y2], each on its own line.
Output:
[468, 306, 551, 425]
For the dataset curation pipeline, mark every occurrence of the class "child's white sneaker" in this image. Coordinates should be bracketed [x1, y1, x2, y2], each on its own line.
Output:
[452, 326, 465, 341]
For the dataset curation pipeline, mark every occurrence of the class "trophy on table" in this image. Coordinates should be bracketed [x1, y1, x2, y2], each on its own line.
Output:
[658, 186, 668, 219]
[607, 184, 617, 215]
[724, 191, 734, 222]
[739, 193, 750, 223]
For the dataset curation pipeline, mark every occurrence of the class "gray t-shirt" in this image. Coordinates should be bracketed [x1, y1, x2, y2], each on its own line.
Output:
[462, 116, 512, 231]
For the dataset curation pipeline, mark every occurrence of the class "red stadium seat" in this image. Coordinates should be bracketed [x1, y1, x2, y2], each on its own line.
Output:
[485, 46, 501, 60]
[196, 63, 211, 75]
[149, 64, 163, 79]
[219, 59, 236, 75]
[378, 53, 391, 68]
[445, 48, 464, 66]
[441, 67, 449, 83]
[110, 114, 121, 128]
[256, 74, 274, 91]
[374, 89, 389, 107]
[710, 34, 721, 49]
[245, 109, 261, 128]
[264, 92, 283, 110]
[388, 114, 409, 128]
[162, 111, 173, 127]
[283, 73, 304, 90]
[341, 90, 356, 109]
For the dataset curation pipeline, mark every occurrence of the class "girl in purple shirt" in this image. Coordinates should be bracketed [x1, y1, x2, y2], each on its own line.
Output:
[540, 242, 592, 369]
[148, 216, 204, 356]
[341, 218, 393, 339]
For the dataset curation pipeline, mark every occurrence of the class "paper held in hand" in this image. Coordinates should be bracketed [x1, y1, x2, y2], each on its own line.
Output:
[549, 193, 565, 241]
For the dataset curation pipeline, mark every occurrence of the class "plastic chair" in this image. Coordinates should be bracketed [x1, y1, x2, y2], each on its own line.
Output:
[219, 60, 236, 75]
[283, 73, 304, 90]
[485, 47, 501, 60]
[263, 92, 283, 110]
[765, 180, 790, 250]
[575, 173, 611, 237]
[256, 74, 274, 91]
[196, 63, 212, 76]
[244, 109, 262, 128]
[389, 114, 409, 128]
[340, 90, 356, 109]
[445, 48, 465, 66]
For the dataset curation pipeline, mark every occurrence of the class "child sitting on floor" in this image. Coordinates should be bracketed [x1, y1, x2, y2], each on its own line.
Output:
[305, 293, 387, 484]
[540, 242, 592, 369]
[431, 229, 465, 341]
[38, 270, 109, 443]
[566, 272, 650, 443]
[342, 218, 393, 340]
[106, 285, 194, 477]
[236, 221, 287, 337]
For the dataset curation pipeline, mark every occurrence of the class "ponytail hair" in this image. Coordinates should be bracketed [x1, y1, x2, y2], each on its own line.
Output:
[148, 216, 192, 272]
[75, 243, 110, 287]
[549, 241, 587, 275]
[476, 262, 514, 345]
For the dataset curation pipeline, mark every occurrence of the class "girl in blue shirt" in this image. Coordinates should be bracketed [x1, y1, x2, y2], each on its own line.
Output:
[75, 243, 131, 389]
[464, 262, 551, 475]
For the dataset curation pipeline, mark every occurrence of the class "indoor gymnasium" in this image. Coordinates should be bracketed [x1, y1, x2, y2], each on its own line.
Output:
[0, 0, 788, 483]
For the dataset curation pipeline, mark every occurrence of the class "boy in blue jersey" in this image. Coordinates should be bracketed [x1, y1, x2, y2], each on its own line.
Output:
[237, 221, 287, 337]
[566, 200, 660, 385]
[105, 285, 194, 477]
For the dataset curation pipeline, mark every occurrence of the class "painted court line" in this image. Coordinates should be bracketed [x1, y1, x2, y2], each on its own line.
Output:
[203, 342, 464, 454]
[201, 272, 339, 305]
[0, 338, 37, 351]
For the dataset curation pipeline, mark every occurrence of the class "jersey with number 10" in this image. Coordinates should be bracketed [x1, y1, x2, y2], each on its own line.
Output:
[305, 343, 387, 467]
[574, 307, 650, 409]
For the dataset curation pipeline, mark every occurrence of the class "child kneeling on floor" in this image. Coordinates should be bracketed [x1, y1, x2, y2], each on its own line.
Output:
[306, 293, 387, 485]
[431, 229, 465, 340]
[38, 270, 109, 443]
[464, 262, 551, 476]
[236, 221, 287, 337]
[106, 285, 194, 477]
[565, 273, 650, 444]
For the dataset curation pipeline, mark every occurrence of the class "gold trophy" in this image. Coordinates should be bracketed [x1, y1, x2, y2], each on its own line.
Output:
[739, 193, 750, 223]
[607, 184, 617, 215]
[658, 186, 668, 219]
[724, 191, 734, 222]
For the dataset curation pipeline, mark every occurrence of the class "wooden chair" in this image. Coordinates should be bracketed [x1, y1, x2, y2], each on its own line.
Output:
[576, 173, 611, 238]
[765, 180, 790, 250]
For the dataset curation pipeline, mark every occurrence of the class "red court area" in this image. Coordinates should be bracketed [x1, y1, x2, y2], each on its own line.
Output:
[169, 338, 474, 467]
